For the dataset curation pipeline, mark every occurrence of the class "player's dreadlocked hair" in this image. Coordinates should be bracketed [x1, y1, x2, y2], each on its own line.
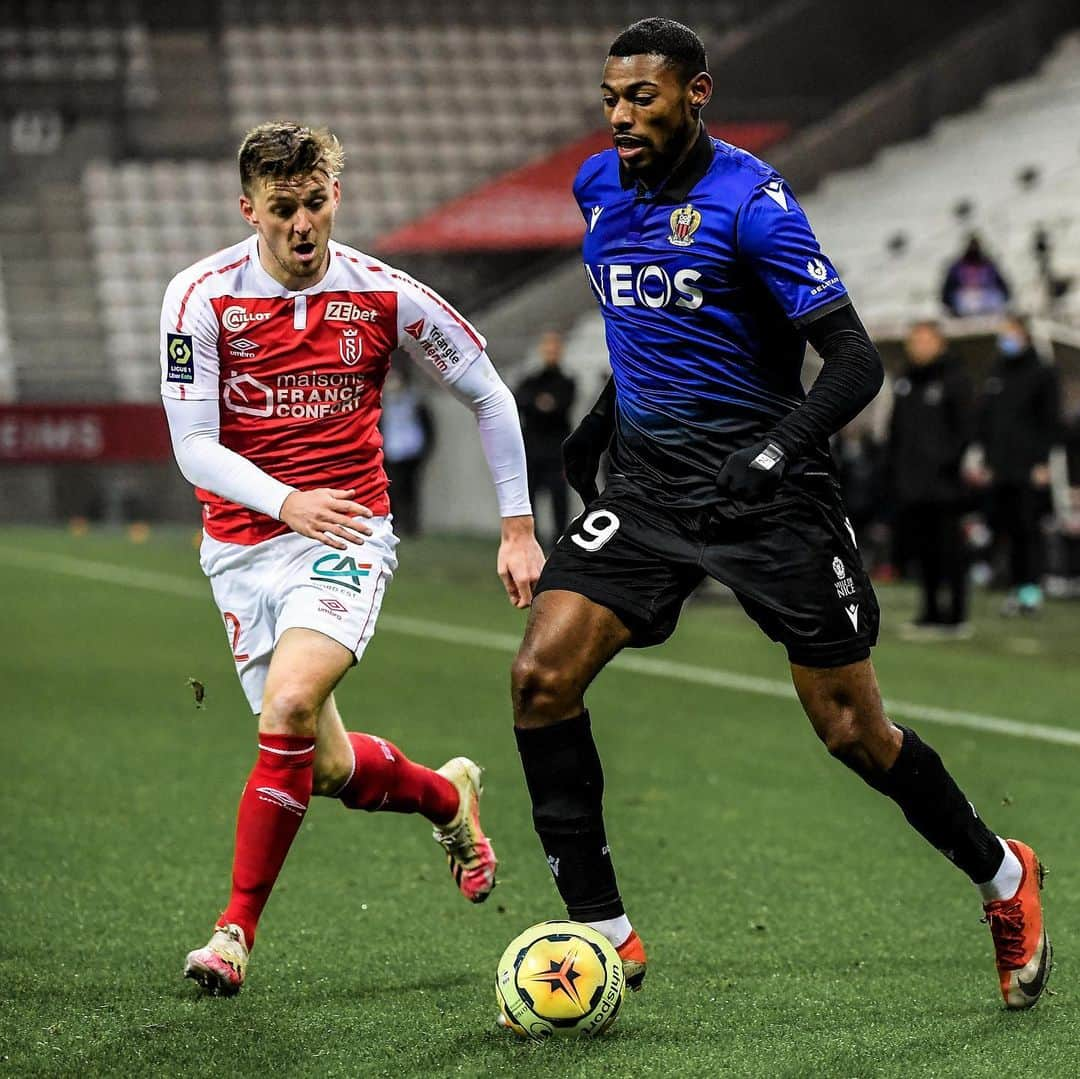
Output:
[608, 17, 708, 83]
[238, 121, 345, 194]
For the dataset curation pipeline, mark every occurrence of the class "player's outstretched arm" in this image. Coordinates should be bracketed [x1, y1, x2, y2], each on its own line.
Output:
[445, 355, 545, 607]
[163, 396, 373, 550]
[562, 376, 615, 505]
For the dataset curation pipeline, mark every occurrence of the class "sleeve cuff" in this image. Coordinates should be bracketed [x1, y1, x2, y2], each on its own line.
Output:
[792, 293, 851, 330]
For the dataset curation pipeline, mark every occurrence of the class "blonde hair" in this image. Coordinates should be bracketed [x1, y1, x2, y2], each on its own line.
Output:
[238, 121, 344, 195]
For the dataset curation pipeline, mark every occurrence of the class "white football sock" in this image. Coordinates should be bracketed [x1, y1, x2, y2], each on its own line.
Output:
[585, 914, 633, 948]
[977, 837, 1023, 902]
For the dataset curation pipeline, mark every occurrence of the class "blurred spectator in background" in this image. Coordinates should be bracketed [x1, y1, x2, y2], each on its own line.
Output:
[887, 321, 974, 637]
[1049, 399, 1080, 593]
[516, 330, 576, 547]
[380, 362, 435, 537]
[967, 315, 1060, 614]
[832, 422, 889, 578]
[941, 234, 1011, 318]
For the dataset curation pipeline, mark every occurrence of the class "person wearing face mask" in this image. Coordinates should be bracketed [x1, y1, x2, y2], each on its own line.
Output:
[968, 315, 1061, 614]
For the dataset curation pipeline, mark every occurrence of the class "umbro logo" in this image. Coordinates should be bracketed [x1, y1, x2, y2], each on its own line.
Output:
[228, 337, 260, 357]
[763, 180, 788, 211]
[589, 205, 604, 232]
[255, 787, 307, 817]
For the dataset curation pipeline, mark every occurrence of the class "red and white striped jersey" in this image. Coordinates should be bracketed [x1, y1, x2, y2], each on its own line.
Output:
[160, 235, 486, 545]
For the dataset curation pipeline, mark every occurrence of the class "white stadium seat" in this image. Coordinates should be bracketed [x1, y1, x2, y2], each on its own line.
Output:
[798, 30, 1080, 332]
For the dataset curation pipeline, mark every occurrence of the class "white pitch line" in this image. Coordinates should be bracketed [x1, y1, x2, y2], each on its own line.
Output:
[0, 549, 204, 597]
[5, 546, 1080, 749]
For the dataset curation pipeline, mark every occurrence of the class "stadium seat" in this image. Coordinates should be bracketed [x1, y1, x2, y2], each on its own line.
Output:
[799, 30, 1080, 331]
[0, 11, 155, 111]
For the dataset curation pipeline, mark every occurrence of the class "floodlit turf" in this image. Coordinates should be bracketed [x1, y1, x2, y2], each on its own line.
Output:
[2, 525, 1078, 1077]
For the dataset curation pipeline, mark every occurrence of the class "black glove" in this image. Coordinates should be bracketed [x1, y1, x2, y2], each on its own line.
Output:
[715, 439, 788, 503]
[561, 412, 609, 504]
[562, 377, 616, 504]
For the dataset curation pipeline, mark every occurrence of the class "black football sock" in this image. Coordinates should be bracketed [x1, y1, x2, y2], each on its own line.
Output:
[869, 725, 1004, 883]
[515, 712, 624, 921]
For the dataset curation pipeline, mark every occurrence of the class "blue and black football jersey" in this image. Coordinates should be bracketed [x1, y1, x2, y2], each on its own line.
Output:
[574, 127, 850, 507]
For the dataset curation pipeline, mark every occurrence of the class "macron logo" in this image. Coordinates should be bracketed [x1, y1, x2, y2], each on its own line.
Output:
[589, 205, 604, 232]
[764, 180, 788, 211]
[255, 787, 307, 817]
[845, 604, 859, 632]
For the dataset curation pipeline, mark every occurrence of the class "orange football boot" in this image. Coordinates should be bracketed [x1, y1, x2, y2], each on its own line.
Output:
[982, 839, 1052, 1010]
[617, 930, 648, 992]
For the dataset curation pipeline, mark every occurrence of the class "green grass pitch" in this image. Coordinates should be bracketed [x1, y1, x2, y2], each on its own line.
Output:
[2, 525, 1078, 1077]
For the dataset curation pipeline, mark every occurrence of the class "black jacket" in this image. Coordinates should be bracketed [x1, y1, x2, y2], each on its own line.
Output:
[978, 348, 1060, 485]
[516, 366, 576, 461]
[887, 355, 973, 503]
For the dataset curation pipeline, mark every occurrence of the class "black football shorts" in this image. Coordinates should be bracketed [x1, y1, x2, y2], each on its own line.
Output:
[535, 475, 880, 668]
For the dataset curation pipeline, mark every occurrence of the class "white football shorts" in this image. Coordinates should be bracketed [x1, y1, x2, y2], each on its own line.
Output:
[199, 517, 399, 713]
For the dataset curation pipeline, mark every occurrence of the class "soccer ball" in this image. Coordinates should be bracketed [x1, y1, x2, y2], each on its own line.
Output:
[495, 920, 625, 1041]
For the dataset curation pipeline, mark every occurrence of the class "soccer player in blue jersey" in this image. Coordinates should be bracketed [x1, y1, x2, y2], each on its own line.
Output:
[506, 18, 1050, 1011]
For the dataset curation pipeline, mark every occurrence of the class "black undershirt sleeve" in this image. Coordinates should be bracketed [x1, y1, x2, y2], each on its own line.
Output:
[582, 374, 616, 429]
[768, 302, 884, 460]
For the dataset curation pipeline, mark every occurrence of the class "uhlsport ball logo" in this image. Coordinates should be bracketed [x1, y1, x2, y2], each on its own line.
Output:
[495, 921, 625, 1041]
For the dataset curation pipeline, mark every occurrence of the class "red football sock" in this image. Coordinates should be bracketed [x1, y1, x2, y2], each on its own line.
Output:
[337, 732, 459, 825]
[219, 733, 315, 947]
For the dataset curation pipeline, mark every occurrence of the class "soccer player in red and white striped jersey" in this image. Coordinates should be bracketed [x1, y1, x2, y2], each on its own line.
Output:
[160, 122, 544, 996]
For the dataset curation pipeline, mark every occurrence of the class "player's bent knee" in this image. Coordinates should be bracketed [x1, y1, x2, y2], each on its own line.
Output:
[259, 685, 322, 736]
[812, 705, 897, 777]
[511, 649, 581, 724]
[817, 713, 864, 760]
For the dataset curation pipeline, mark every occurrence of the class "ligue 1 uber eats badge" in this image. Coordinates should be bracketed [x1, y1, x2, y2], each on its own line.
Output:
[166, 333, 194, 383]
